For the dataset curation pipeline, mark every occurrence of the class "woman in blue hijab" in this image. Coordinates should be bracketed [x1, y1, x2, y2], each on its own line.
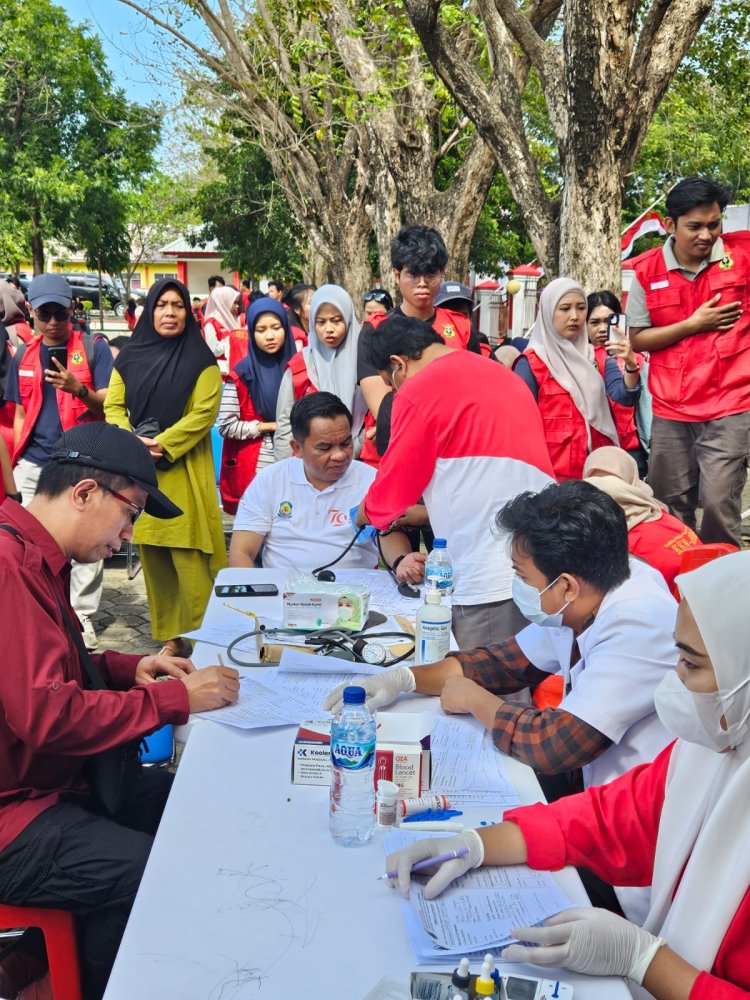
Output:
[218, 298, 297, 513]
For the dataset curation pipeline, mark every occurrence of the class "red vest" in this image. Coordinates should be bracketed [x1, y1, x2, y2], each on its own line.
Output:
[291, 324, 308, 349]
[287, 352, 317, 400]
[219, 371, 265, 515]
[632, 231, 750, 421]
[358, 306, 474, 467]
[593, 346, 642, 451]
[523, 350, 615, 481]
[629, 512, 700, 597]
[14, 331, 99, 462]
[227, 328, 249, 371]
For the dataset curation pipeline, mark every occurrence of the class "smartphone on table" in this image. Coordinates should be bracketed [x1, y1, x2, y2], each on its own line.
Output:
[214, 584, 279, 597]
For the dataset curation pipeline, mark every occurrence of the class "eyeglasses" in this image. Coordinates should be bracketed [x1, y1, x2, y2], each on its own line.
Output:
[35, 307, 70, 323]
[397, 271, 442, 288]
[98, 485, 145, 525]
[364, 290, 391, 304]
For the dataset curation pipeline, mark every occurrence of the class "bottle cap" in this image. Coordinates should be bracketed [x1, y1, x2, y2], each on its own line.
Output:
[425, 582, 443, 605]
[451, 957, 471, 988]
[432, 538, 447, 549]
[342, 685, 366, 705]
[474, 960, 496, 996]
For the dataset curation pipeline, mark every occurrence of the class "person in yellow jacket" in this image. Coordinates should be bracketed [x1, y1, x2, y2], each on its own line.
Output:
[105, 277, 226, 654]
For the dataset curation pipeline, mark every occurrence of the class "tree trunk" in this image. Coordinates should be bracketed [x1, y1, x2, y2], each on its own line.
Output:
[30, 204, 44, 275]
[97, 260, 105, 331]
[557, 154, 623, 288]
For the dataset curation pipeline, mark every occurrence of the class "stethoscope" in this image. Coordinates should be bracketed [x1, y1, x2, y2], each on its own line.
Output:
[226, 625, 415, 668]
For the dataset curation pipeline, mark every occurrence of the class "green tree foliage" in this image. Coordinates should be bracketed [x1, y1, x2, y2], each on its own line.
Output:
[194, 136, 306, 282]
[626, 0, 750, 216]
[0, 0, 160, 273]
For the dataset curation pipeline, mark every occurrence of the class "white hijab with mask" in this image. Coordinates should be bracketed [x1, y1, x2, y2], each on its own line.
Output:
[305, 284, 367, 438]
[527, 277, 617, 445]
[632, 550, 750, 994]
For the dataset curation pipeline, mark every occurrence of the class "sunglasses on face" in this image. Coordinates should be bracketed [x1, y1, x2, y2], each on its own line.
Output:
[35, 307, 70, 323]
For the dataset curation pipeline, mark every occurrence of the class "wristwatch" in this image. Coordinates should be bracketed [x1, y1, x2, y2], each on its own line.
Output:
[75, 384, 89, 399]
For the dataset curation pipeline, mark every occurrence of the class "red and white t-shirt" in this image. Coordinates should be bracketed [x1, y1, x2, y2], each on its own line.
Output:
[363, 352, 555, 604]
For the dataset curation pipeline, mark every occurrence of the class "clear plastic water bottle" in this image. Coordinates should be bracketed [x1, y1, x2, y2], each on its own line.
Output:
[329, 686, 376, 847]
[424, 538, 453, 594]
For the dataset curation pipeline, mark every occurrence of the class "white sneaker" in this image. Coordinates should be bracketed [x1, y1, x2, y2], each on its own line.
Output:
[79, 614, 98, 651]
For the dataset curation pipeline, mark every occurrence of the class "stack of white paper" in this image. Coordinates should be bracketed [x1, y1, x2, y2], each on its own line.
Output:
[431, 717, 522, 809]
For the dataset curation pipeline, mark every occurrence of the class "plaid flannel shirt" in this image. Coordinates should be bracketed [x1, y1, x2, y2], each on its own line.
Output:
[453, 636, 612, 775]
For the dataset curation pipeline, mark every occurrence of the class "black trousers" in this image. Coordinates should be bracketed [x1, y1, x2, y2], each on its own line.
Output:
[0, 768, 173, 1000]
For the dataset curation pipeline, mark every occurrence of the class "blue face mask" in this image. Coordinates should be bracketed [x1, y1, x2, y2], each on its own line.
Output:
[511, 574, 570, 628]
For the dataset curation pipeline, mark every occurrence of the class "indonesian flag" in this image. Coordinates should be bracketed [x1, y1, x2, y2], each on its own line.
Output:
[621, 210, 667, 260]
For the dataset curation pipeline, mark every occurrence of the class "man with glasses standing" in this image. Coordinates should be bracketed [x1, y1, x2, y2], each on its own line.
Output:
[357, 225, 484, 467]
[4, 273, 114, 649]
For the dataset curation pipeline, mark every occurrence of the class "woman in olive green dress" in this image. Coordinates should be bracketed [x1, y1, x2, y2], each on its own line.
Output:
[105, 277, 226, 653]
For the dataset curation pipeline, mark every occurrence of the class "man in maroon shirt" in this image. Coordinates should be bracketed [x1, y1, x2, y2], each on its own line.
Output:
[0, 422, 239, 999]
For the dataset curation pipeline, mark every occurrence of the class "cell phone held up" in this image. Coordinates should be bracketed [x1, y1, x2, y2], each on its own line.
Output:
[46, 346, 69, 372]
[214, 584, 279, 598]
[605, 313, 629, 355]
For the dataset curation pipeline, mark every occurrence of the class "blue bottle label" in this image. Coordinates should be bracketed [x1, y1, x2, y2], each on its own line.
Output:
[331, 738, 375, 770]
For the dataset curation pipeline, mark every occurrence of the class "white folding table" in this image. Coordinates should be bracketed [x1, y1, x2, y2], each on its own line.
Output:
[104, 568, 631, 999]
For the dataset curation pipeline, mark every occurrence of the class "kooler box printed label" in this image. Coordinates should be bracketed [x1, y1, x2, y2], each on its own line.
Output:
[292, 721, 332, 786]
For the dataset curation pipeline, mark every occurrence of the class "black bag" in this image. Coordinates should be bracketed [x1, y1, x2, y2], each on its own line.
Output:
[55, 597, 143, 817]
[132, 417, 170, 470]
[0, 522, 142, 816]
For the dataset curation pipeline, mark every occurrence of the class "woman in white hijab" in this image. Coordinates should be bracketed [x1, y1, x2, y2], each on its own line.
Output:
[203, 285, 242, 376]
[583, 445, 700, 595]
[514, 278, 637, 480]
[386, 549, 750, 999]
[274, 284, 367, 460]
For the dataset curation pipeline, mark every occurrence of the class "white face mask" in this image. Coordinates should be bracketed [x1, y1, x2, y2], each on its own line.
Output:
[654, 670, 750, 753]
[511, 574, 570, 628]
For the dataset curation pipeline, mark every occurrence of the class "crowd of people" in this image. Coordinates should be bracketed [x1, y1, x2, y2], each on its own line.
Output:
[0, 173, 748, 999]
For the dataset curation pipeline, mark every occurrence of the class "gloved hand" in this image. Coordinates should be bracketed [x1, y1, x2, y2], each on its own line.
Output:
[323, 665, 416, 714]
[501, 907, 664, 984]
[385, 830, 484, 900]
[349, 504, 377, 542]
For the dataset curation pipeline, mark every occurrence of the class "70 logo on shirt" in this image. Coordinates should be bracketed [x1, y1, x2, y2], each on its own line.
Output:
[328, 508, 349, 526]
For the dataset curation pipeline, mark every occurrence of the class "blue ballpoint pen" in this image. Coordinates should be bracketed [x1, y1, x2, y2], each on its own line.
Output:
[377, 846, 470, 881]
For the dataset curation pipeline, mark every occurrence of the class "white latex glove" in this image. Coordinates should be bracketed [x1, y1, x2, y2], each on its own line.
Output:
[322, 666, 416, 714]
[501, 907, 664, 984]
[385, 830, 484, 900]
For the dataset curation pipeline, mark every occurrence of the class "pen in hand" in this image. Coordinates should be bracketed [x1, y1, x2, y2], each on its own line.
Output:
[377, 846, 470, 881]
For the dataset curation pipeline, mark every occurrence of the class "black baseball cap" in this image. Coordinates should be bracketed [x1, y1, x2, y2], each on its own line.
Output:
[50, 423, 182, 519]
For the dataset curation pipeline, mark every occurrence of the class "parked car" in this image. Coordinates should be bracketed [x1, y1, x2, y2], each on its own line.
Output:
[63, 272, 127, 314]
[0, 273, 29, 295]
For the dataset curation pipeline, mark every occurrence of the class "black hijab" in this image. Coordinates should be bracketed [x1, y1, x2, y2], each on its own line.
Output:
[114, 278, 217, 432]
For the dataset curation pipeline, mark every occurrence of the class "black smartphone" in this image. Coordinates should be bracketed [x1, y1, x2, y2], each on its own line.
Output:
[46, 346, 68, 371]
[214, 583, 279, 597]
[606, 313, 629, 354]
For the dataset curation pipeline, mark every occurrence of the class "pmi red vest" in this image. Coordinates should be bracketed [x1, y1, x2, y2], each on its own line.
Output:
[523, 350, 614, 481]
[287, 352, 317, 400]
[14, 331, 98, 462]
[629, 512, 700, 597]
[218, 371, 264, 515]
[632, 232, 750, 421]
[227, 328, 249, 371]
[358, 306, 474, 467]
[593, 346, 642, 451]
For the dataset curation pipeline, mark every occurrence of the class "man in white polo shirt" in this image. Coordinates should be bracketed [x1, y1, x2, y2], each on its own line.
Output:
[228, 392, 422, 581]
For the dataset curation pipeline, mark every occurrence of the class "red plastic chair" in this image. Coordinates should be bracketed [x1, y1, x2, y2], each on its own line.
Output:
[676, 543, 738, 600]
[0, 906, 81, 1000]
